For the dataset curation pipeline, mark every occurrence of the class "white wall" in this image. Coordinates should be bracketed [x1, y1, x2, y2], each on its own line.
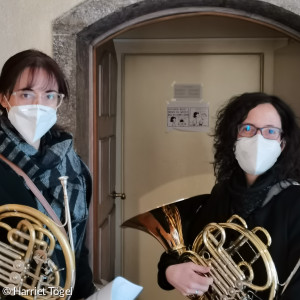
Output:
[0, 0, 85, 68]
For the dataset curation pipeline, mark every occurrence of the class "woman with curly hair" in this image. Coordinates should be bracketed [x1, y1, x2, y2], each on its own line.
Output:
[157, 92, 300, 299]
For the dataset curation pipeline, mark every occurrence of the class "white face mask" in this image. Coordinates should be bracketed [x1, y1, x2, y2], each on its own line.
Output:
[234, 134, 282, 175]
[7, 104, 57, 148]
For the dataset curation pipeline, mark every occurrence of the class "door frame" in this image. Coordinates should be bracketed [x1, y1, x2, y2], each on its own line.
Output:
[86, 42, 124, 277]
[113, 36, 288, 275]
[87, 36, 288, 276]
[83, 10, 298, 279]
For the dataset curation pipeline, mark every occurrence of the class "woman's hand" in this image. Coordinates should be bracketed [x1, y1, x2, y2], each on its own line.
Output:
[165, 262, 213, 297]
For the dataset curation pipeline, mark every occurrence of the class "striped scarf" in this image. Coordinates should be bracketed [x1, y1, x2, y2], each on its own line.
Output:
[0, 117, 91, 255]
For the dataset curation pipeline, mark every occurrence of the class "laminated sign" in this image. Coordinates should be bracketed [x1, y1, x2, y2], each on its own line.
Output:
[167, 83, 209, 132]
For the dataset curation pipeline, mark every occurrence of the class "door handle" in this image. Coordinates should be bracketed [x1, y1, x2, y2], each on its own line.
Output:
[109, 191, 126, 200]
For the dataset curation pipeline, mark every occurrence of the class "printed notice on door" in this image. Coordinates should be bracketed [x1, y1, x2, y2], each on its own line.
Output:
[167, 101, 209, 132]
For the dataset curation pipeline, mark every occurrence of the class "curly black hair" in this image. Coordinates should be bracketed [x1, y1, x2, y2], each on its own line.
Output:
[213, 92, 300, 183]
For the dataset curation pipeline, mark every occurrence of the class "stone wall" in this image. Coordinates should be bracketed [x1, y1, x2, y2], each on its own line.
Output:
[52, 0, 300, 161]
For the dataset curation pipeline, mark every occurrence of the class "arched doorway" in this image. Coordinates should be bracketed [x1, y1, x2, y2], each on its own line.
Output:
[53, 1, 300, 158]
[53, 1, 300, 298]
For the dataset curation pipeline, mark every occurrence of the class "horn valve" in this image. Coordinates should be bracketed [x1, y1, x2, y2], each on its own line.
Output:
[122, 202, 278, 300]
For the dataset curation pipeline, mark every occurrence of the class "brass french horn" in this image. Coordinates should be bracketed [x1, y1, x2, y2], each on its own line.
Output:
[0, 177, 75, 300]
[122, 198, 279, 300]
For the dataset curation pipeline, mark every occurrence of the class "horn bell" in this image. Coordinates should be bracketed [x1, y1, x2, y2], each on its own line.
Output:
[122, 203, 186, 254]
[122, 198, 279, 300]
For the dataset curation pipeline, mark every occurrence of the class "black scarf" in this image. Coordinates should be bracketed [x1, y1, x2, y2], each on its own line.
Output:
[0, 118, 91, 253]
[228, 167, 279, 219]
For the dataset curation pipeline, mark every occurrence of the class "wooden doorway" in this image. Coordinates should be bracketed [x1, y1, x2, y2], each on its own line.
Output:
[92, 40, 118, 283]
[88, 12, 300, 292]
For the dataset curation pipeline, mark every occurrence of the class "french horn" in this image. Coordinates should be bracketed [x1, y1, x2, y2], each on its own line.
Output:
[122, 197, 279, 300]
[0, 177, 75, 300]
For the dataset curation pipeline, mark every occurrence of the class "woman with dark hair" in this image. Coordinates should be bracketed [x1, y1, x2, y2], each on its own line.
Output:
[0, 49, 96, 299]
[213, 92, 300, 183]
[157, 92, 300, 299]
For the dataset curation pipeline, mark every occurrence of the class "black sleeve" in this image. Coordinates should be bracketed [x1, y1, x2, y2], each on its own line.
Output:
[71, 172, 95, 300]
[156, 194, 210, 290]
[279, 187, 300, 299]
[71, 240, 96, 300]
[280, 267, 300, 300]
[157, 251, 180, 290]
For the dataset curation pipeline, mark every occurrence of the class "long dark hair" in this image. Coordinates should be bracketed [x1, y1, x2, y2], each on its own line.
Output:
[213, 92, 300, 183]
[0, 49, 69, 115]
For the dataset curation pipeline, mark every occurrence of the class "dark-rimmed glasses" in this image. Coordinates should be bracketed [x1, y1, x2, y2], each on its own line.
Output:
[238, 124, 282, 140]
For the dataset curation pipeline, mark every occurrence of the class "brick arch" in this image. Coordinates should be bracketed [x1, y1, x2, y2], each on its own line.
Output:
[52, 0, 300, 161]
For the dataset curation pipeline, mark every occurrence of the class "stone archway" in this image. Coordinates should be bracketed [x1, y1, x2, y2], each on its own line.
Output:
[53, 0, 300, 163]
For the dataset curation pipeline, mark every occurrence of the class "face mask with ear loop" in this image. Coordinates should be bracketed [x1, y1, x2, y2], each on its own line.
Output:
[234, 134, 282, 175]
[4, 96, 57, 149]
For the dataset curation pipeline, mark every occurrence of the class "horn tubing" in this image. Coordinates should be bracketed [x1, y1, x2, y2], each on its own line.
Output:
[0, 204, 75, 300]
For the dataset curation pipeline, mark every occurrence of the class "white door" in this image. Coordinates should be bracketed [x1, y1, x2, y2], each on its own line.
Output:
[117, 38, 280, 300]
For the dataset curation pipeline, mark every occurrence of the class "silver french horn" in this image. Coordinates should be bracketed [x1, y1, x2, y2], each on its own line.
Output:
[122, 198, 279, 300]
[0, 177, 75, 300]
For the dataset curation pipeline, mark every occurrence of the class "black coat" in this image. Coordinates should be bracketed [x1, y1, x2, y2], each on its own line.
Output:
[157, 181, 300, 299]
[0, 159, 95, 299]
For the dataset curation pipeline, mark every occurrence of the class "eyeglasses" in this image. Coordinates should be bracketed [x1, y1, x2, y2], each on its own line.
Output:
[238, 124, 282, 140]
[11, 90, 65, 109]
